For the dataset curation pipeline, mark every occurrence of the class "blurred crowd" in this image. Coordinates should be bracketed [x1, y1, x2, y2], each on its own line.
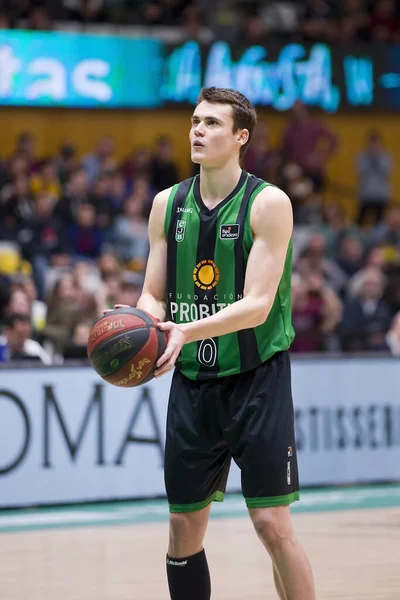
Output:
[1, 0, 400, 45]
[1, 99, 400, 364]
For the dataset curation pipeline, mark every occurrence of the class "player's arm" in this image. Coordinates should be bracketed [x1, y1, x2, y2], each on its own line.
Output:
[155, 186, 293, 375]
[183, 185, 292, 339]
[135, 189, 170, 321]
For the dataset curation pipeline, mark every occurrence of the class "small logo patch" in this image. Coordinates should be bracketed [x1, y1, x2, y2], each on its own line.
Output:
[175, 219, 186, 242]
[220, 224, 240, 240]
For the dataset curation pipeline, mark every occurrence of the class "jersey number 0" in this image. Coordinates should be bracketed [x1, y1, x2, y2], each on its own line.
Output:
[198, 338, 217, 367]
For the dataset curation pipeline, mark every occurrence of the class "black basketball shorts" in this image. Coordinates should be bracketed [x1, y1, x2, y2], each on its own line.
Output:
[164, 350, 300, 513]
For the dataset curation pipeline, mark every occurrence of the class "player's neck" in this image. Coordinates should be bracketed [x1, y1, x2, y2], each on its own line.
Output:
[199, 162, 243, 209]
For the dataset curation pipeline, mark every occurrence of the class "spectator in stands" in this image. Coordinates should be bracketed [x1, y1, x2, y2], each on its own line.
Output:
[27, 5, 53, 30]
[281, 101, 339, 193]
[3, 312, 52, 363]
[67, 202, 104, 261]
[3, 175, 36, 226]
[54, 142, 79, 186]
[367, 205, 400, 252]
[291, 270, 342, 352]
[280, 162, 316, 224]
[63, 320, 92, 359]
[11, 273, 47, 334]
[0, 275, 12, 329]
[8, 132, 37, 173]
[383, 261, 400, 316]
[339, 0, 371, 42]
[7, 153, 31, 185]
[315, 202, 363, 259]
[62, 0, 105, 22]
[119, 270, 143, 307]
[245, 12, 269, 45]
[0, 9, 10, 28]
[370, 0, 399, 43]
[357, 131, 393, 227]
[23, 191, 70, 300]
[82, 135, 117, 185]
[30, 158, 62, 200]
[242, 123, 280, 184]
[300, 0, 337, 42]
[43, 272, 96, 356]
[296, 232, 348, 296]
[384, 311, 400, 355]
[108, 169, 128, 214]
[89, 172, 116, 230]
[150, 135, 179, 193]
[335, 235, 365, 279]
[111, 191, 149, 271]
[56, 167, 90, 227]
[121, 145, 152, 182]
[340, 266, 393, 351]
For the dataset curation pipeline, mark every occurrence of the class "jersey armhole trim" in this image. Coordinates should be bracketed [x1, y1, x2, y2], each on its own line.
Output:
[164, 184, 180, 237]
[243, 181, 273, 249]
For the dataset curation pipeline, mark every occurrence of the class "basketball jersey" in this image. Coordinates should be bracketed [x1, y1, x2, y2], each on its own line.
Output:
[164, 169, 294, 380]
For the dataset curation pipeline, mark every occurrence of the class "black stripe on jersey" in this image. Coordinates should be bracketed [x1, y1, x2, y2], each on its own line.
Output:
[166, 178, 195, 320]
[235, 175, 265, 372]
[193, 179, 221, 380]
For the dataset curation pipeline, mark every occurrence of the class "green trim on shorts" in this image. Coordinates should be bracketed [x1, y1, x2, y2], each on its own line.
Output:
[169, 491, 225, 513]
[245, 491, 300, 509]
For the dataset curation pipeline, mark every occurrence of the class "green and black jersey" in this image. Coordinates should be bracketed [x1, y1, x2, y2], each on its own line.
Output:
[164, 170, 294, 380]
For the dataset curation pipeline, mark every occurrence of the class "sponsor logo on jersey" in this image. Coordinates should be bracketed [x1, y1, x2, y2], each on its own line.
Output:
[220, 224, 240, 240]
[193, 259, 220, 290]
[176, 207, 193, 214]
[170, 302, 227, 322]
[175, 219, 186, 242]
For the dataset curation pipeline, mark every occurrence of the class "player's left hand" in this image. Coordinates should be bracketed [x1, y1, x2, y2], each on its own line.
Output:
[154, 321, 187, 378]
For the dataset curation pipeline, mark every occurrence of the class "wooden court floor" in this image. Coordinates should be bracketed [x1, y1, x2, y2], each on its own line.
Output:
[0, 506, 399, 599]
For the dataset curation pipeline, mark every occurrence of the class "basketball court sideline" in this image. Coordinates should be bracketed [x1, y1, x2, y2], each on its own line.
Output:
[0, 486, 399, 600]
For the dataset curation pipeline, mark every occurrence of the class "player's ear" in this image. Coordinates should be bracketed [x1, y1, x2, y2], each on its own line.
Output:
[236, 128, 249, 149]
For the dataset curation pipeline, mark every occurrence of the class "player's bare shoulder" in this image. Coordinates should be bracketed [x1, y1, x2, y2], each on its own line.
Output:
[250, 185, 293, 241]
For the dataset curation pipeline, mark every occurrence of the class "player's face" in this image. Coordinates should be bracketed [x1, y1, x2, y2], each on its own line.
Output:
[190, 101, 247, 167]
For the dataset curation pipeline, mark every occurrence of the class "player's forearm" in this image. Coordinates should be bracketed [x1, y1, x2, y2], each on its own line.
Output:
[180, 295, 270, 344]
[136, 293, 166, 321]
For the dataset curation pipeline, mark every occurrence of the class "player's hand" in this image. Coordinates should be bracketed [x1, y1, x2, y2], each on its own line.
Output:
[102, 304, 130, 315]
[101, 304, 161, 324]
[154, 321, 187, 378]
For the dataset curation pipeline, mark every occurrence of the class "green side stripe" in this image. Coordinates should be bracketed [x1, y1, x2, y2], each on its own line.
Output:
[169, 491, 225, 513]
[214, 197, 242, 375]
[245, 491, 300, 509]
[176, 184, 200, 374]
[164, 184, 179, 237]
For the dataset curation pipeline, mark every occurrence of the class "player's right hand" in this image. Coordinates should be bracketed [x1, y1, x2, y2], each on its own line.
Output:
[101, 305, 161, 324]
[102, 304, 130, 315]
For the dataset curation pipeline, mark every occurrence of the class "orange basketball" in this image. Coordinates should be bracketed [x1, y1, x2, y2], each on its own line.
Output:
[87, 307, 167, 388]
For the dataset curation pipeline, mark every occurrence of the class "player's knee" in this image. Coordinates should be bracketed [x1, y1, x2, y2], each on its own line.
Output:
[169, 512, 207, 547]
[250, 507, 294, 553]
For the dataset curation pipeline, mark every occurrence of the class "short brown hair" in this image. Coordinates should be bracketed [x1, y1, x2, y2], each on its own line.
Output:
[196, 87, 257, 158]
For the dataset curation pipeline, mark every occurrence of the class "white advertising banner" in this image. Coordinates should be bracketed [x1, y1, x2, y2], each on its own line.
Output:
[0, 358, 399, 508]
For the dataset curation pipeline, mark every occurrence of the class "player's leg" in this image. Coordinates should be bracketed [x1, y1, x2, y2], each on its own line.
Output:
[249, 505, 314, 600]
[164, 370, 231, 600]
[273, 564, 288, 600]
[220, 351, 315, 600]
[168, 504, 211, 558]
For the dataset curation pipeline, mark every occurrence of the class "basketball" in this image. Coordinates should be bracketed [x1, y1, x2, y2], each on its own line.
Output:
[87, 307, 167, 387]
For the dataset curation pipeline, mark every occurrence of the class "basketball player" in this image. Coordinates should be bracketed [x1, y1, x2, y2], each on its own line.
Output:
[109, 87, 315, 599]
